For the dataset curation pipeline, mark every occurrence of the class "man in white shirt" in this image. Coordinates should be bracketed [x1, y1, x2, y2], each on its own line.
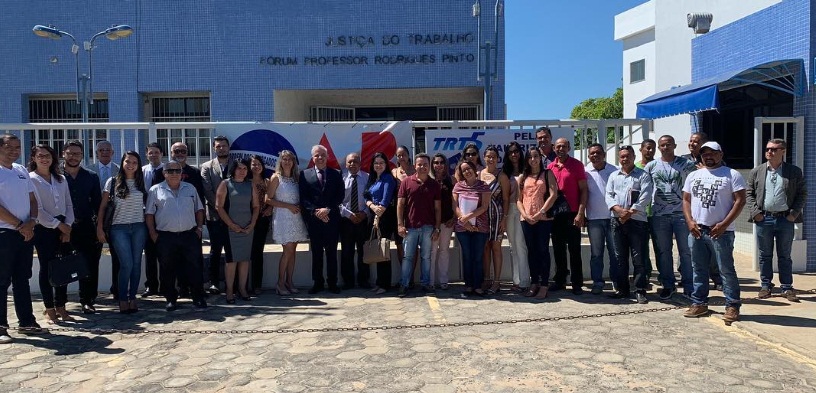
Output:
[90, 140, 121, 299]
[583, 143, 618, 295]
[682, 142, 746, 323]
[0, 134, 45, 342]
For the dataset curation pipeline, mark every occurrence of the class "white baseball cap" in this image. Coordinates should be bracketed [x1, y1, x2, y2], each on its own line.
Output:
[700, 141, 722, 152]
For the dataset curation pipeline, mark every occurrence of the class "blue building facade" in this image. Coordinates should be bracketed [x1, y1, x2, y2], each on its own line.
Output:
[691, 0, 815, 271]
[1, 0, 505, 123]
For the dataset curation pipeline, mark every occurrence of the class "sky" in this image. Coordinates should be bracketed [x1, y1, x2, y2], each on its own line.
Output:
[505, 0, 648, 119]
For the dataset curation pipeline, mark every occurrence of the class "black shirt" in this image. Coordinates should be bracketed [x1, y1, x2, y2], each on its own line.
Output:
[64, 166, 102, 224]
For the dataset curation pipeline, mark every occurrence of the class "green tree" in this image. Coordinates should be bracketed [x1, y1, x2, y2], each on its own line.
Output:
[570, 87, 623, 148]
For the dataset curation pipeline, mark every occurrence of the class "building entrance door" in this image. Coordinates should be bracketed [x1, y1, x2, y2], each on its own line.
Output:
[752, 116, 806, 272]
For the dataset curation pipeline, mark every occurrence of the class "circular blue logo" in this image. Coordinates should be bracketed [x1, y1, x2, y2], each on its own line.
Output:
[231, 129, 297, 177]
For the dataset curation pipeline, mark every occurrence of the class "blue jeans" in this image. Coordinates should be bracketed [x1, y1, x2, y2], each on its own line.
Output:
[110, 223, 148, 301]
[755, 216, 795, 290]
[400, 225, 433, 287]
[587, 219, 618, 289]
[690, 229, 740, 308]
[521, 220, 553, 286]
[652, 214, 692, 293]
[457, 231, 488, 289]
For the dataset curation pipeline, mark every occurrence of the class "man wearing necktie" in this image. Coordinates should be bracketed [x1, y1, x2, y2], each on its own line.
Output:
[339, 152, 371, 289]
[299, 145, 344, 294]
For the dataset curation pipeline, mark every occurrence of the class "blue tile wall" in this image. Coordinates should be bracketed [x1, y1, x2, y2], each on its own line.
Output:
[692, 0, 815, 271]
[1, 0, 505, 124]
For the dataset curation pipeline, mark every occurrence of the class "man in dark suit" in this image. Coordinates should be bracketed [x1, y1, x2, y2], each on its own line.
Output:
[200, 136, 234, 294]
[746, 138, 807, 302]
[299, 145, 345, 294]
[339, 152, 370, 289]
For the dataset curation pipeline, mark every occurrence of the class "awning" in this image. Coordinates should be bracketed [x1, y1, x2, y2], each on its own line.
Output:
[636, 59, 803, 119]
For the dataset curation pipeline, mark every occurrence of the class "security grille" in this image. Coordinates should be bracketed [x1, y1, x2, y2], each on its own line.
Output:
[149, 96, 212, 165]
[310, 106, 355, 122]
[27, 97, 109, 153]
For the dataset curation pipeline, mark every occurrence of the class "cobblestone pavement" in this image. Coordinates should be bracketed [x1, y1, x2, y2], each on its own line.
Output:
[2, 286, 815, 393]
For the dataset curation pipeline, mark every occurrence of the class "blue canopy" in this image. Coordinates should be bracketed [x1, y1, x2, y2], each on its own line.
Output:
[635, 73, 736, 119]
[636, 59, 803, 119]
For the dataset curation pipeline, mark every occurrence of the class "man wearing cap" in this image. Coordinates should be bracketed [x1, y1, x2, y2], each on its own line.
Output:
[682, 141, 746, 323]
[746, 138, 806, 302]
[145, 161, 208, 311]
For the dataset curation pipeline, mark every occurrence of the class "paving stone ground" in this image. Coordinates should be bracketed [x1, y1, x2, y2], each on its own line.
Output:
[2, 283, 815, 393]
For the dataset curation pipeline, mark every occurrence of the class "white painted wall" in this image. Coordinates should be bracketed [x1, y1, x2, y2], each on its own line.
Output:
[615, 0, 782, 155]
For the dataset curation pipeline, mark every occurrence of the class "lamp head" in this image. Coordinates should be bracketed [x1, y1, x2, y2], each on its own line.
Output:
[472, 1, 480, 17]
[104, 25, 133, 40]
[33, 25, 63, 40]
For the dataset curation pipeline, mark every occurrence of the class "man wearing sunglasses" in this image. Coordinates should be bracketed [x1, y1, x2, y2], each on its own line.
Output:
[146, 161, 207, 311]
[746, 138, 806, 302]
[151, 142, 205, 299]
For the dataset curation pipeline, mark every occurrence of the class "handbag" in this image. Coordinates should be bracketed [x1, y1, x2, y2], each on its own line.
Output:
[544, 169, 571, 218]
[102, 180, 116, 236]
[363, 223, 391, 264]
[48, 244, 90, 287]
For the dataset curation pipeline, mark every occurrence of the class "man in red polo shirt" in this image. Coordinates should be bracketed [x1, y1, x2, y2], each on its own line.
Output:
[396, 153, 442, 297]
[548, 138, 588, 295]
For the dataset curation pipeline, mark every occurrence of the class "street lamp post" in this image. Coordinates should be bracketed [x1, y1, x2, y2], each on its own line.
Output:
[33, 24, 133, 163]
[473, 0, 503, 120]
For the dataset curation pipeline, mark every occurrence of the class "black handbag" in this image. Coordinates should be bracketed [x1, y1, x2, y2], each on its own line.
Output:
[48, 244, 90, 287]
[544, 169, 571, 218]
[102, 180, 116, 236]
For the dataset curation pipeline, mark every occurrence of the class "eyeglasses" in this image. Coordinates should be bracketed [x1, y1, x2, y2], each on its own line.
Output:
[172, 149, 187, 154]
[164, 168, 182, 174]
[765, 147, 783, 152]
[771, 172, 777, 184]
[464, 152, 479, 157]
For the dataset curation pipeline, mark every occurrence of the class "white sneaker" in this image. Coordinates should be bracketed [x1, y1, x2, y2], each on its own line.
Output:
[0, 330, 12, 344]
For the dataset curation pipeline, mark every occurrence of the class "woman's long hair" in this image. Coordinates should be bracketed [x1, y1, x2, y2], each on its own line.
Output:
[518, 147, 544, 187]
[27, 144, 62, 183]
[431, 152, 453, 190]
[460, 142, 483, 167]
[274, 150, 299, 179]
[366, 152, 389, 189]
[502, 141, 525, 178]
[114, 151, 147, 199]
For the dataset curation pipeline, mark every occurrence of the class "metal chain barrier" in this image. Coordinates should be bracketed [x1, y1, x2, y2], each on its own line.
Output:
[5, 289, 813, 336]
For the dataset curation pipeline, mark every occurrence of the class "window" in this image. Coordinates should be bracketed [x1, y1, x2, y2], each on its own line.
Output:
[28, 97, 109, 155]
[438, 106, 480, 121]
[148, 96, 211, 166]
[310, 106, 355, 121]
[630, 59, 645, 83]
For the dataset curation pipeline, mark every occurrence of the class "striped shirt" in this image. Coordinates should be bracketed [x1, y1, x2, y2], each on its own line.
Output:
[105, 178, 145, 225]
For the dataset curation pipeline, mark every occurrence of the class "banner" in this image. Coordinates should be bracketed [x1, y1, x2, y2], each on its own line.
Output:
[424, 127, 574, 173]
[215, 121, 413, 176]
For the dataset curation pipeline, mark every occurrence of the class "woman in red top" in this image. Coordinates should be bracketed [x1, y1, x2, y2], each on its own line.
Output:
[517, 147, 558, 299]
[453, 161, 491, 297]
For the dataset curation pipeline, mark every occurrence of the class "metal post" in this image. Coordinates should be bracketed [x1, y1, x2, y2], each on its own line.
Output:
[483, 41, 492, 120]
[80, 74, 91, 164]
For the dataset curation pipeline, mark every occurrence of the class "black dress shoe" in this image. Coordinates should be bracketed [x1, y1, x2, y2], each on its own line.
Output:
[82, 304, 96, 314]
[342, 284, 355, 290]
[165, 302, 177, 312]
[307, 286, 324, 294]
[548, 283, 566, 292]
[141, 289, 156, 298]
[328, 286, 341, 294]
[607, 291, 631, 299]
[571, 286, 584, 295]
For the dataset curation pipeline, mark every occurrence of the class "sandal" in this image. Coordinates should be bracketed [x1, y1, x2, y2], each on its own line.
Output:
[523, 285, 540, 297]
[534, 286, 549, 299]
[488, 281, 501, 295]
[56, 307, 75, 321]
[43, 308, 59, 324]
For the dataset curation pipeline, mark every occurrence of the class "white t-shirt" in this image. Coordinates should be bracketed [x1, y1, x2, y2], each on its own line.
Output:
[0, 163, 35, 230]
[682, 166, 746, 231]
[584, 163, 617, 220]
